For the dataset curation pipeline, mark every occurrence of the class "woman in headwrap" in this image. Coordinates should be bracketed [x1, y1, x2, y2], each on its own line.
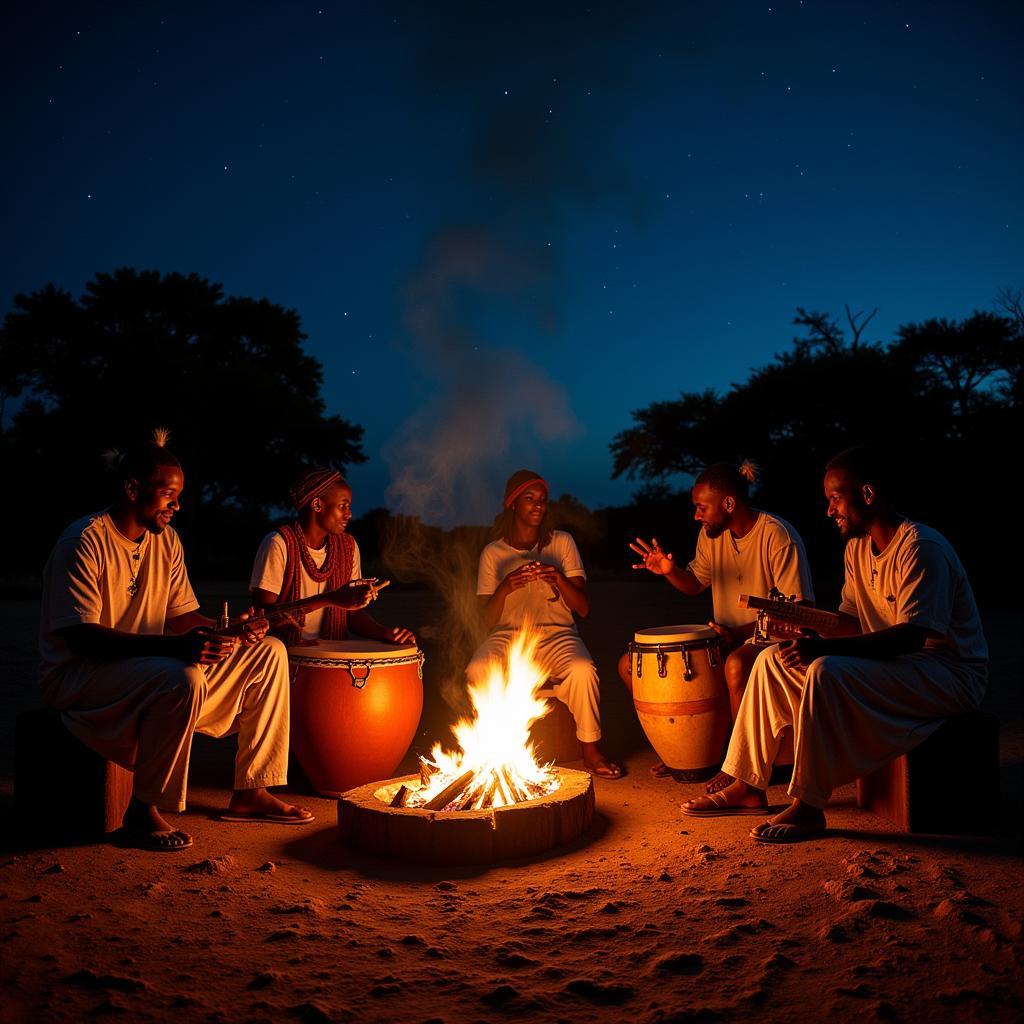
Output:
[466, 470, 622, 778]
[250, 467, 414, 647]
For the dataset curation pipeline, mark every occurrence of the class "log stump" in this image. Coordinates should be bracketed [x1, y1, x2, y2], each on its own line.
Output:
[337, 767, 594, 865]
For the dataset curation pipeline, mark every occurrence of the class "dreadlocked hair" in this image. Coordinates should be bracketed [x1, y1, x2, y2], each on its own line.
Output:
[104, 427, 181, 483]
[694, 460, 760, 502]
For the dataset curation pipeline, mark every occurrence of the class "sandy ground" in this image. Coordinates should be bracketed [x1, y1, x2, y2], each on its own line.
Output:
[1, 580, 1022, 1024]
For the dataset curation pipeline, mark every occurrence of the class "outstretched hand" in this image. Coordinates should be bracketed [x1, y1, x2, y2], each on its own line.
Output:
[629, 537, 675, 576]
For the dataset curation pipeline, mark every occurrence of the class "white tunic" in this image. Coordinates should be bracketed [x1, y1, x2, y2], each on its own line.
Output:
[249, 531, 363, 641]
[723, 520, 987, 808]
[687, 512, 814, 628]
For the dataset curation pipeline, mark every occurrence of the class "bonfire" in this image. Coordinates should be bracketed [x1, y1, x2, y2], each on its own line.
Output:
[390, 630, 560, 811]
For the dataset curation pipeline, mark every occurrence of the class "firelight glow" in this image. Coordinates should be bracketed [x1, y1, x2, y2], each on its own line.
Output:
[411, 628, 560, 810]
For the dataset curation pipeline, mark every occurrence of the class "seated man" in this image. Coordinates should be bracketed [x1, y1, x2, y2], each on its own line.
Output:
[621, 461, 814, 788]
[682, 446, 988, 842]
[39, 430, 313, 853]
[249, 466, 414, 646]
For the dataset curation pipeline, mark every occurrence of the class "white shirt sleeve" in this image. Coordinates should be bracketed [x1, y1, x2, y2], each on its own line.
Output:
[477, 543, 500, 596]
[556, 532, 586, 579]
[350, 538, 362, 580]
[250, 533, 287, 595]
[46, 535, 105, 629]
[838, 544, 859, 620]
[769, 537, 813, 603]
[688, 530, 713, 587]
[165, 529, 199, 618]
[894, 538, 953, 635]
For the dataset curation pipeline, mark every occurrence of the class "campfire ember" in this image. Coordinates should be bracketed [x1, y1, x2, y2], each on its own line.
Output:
[398, 630, 560, 812]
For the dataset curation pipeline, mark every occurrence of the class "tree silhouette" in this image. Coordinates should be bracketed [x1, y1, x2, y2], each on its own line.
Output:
[609, 300, 1022, 598]
[0, 268, 365, 575]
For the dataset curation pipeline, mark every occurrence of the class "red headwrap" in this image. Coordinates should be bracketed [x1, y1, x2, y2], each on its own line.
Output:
[290, 467, 343, 511]
[504, 470, 548, 508]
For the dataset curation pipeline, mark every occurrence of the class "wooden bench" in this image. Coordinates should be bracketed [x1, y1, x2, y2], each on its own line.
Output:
[855, 710, 999, 835]
[15, 707, 134, 839]
[529, 683, 581, 764]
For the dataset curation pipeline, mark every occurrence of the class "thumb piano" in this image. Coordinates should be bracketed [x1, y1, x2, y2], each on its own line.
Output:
[739, 590, 841, 644]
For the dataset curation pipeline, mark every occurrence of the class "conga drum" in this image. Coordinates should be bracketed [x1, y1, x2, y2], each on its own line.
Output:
[289, 640, 425, 797]
[628, 625, 729, 775]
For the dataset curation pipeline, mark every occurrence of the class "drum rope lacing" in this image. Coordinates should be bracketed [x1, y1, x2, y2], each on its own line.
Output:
[290, 650, 425, 687]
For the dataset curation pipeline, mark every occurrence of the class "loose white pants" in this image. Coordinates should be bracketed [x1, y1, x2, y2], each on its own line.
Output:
[722, 645, 986, 808]
[466, 628, 603, 742]
[42, 637, 291, 812]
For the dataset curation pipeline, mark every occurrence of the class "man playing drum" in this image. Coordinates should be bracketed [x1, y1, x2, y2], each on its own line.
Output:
[249, 467, 415, 647]
[620, 461, 814, 790]
[682, 447, 987, 842]
[466, 469, 622, 779]
[39, 430, 314, 853]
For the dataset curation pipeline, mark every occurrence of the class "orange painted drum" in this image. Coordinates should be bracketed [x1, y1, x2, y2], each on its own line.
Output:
[288, 640, 425, 797]
[629, 625, 729, 772]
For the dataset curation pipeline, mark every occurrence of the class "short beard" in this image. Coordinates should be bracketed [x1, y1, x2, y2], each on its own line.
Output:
[703, 522, 727, 539]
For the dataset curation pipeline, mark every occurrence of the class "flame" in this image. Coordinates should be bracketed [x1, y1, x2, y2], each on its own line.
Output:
[409, 628, 560, 810]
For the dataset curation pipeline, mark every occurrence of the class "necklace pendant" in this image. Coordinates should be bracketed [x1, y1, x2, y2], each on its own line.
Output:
[127, 579, 139, 598]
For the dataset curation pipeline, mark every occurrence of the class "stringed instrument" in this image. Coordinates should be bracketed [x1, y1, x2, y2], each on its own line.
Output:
[739, 589, 841, 643]
[212, 578, 390, 636]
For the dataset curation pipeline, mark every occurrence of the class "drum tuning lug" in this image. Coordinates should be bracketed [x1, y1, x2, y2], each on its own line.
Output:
[416, 651, 425, 680]
[656, 646, 668, 678]
[634, 647, 643, 679]
[348, 660, 372, 689]
[682, 648, 694, 681]
[708, 646, 720, 669]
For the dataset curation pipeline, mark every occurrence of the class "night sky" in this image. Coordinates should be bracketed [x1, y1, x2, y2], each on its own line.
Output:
[3, 2, 1022, 524]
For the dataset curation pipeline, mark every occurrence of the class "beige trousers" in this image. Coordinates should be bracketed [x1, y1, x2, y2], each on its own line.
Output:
[722, 645, 986, 808]
[466, 628, 602, 742]
[43, 637, 291, 812]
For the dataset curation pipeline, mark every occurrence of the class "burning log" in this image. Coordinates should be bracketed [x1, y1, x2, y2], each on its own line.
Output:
[421, 769, 476, 811]
[388, 784, 412, 808]
[419, 757, 439, 788]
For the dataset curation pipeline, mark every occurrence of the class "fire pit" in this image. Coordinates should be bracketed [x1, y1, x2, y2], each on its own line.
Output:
[335, 629, 596, 864]
[337, 767, 594, 865]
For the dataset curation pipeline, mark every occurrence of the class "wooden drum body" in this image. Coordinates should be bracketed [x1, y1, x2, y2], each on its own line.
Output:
[629, 625, 729, 773]
[288, 640, 425, 797]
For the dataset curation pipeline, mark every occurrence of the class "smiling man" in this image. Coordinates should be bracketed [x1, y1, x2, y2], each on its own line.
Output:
[249, 466, 414, 647]
[39, 430, 314, 853]
[681, 446, 988, 842]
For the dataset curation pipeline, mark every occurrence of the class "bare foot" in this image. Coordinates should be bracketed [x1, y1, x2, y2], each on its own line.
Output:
[121, 798, 193, 851]
[225, 788, 314, 823]
[581, 741, 623, 779]
[705, 770, 733, 794]
[649, 761, 673, 778]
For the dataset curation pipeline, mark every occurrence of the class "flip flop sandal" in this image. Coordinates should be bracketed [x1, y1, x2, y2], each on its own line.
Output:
[116, 827, 194, 852]
[588, 762, 624, 779]
[649, 761, 673, 778]
[219, 808, 315, 825]
[750, 820, 826, 844]
[680, 792, 768, 817]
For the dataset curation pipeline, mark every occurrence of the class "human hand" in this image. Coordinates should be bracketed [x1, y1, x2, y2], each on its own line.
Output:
[180, 628, 238, 665]
[237, 607, 269, 647]
[505, 562, 541, 591]
[629, 537, 674, 576]
[334, 579, 376, 611]
[386, 626, 416, 645]
[531, 563, 562, 601]
[778, 630, 825, 673]
[707, 620, 738, 653]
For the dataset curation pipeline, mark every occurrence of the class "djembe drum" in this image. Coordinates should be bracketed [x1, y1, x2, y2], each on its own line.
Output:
[288, 640, 425, 797]
[628, 624, 730, 776]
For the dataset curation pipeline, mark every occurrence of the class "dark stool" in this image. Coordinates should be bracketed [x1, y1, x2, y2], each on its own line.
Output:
[15, 707, 134, 839]
[855, 710, 999, 835]
[530, 683, 581, 764]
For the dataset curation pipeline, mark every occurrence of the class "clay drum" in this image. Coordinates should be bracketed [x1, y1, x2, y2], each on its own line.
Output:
[628, 624, 729, 773]
[289, 640, 424, 797]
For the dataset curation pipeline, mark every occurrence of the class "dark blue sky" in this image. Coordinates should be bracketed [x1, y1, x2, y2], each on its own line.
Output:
[3, 2, 1022, 523]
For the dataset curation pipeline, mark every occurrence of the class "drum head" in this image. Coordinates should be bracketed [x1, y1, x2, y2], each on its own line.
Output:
[633, 624, 717, 645]
[288, 639, 419, 662]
